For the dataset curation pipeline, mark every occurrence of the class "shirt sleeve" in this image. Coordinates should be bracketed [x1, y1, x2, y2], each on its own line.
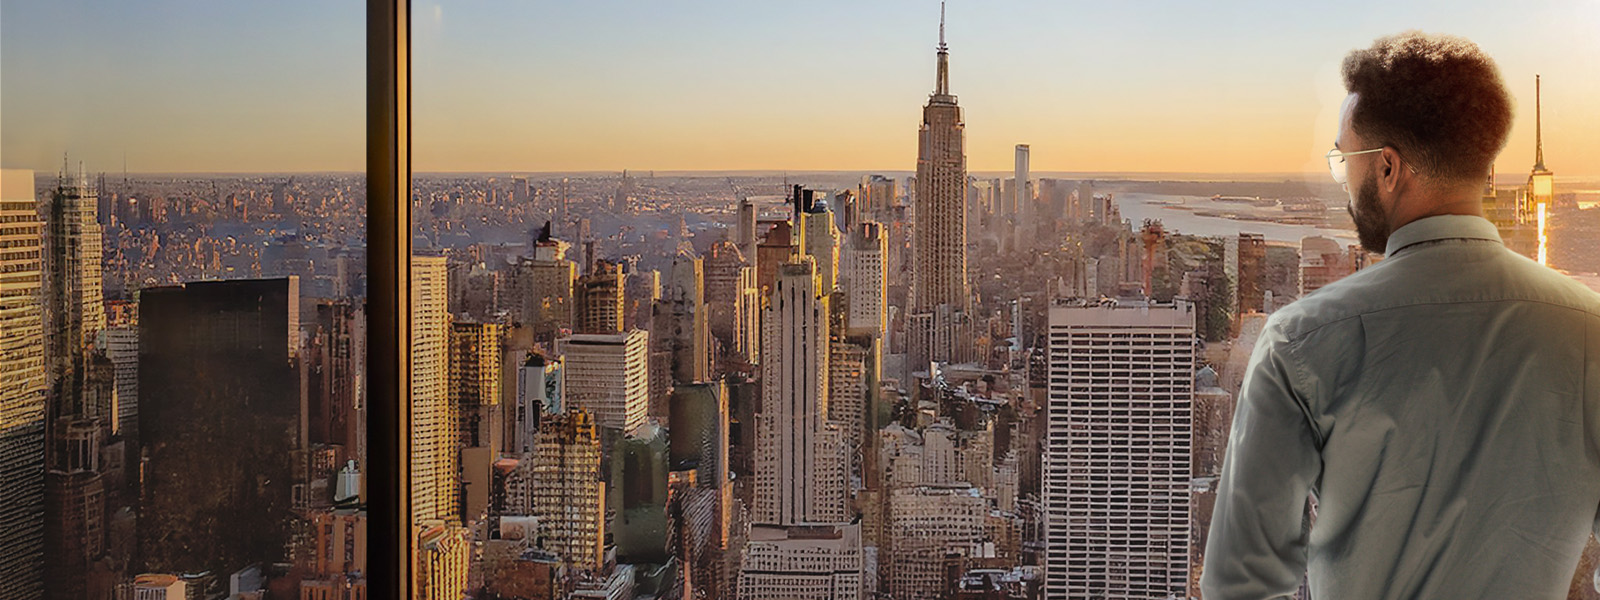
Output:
[1201, 321, 1325, 599]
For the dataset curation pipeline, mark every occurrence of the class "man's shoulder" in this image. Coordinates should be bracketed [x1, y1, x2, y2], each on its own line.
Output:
[1271, 243, 1600, 343]
[1266, 261, 1393, 341]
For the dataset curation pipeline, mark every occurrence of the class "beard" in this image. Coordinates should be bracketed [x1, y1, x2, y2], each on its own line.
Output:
[1348, 175, 1390, 254]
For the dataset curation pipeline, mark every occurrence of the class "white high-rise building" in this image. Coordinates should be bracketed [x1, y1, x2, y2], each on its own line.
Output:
[0, 169, 45, 597]
[558, 329, 650, 433]
[1045, 302, 1195, 599]
[843, 222, 887, 338]
[753, 257, 847, 526]
[411, 255, 456, 523]
[737, 523, 864, 600]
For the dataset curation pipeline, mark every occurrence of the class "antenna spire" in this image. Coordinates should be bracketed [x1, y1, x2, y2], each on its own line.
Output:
[1534, 74, 1546, 172]
[938, 1, 946, 51]
[933, 1, 950, 97]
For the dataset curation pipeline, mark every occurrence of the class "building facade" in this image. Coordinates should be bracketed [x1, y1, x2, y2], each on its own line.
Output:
[1044, 302, 1195, 599]
[558, 330, 650, 433]
[754, 258, 847, 526]
[0, 169, 45, 597]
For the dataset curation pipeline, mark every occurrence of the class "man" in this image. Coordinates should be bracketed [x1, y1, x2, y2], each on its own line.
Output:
[1202, 31, 1600, 599]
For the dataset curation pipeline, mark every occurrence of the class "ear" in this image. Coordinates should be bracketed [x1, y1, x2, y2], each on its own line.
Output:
[1378, 147, 1404, 194]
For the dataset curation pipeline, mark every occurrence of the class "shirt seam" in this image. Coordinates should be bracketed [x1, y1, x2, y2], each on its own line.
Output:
[1274, 324, 1328, 450]
[1386, 236, 1501, 258]
[1282, 297, 1600, 344]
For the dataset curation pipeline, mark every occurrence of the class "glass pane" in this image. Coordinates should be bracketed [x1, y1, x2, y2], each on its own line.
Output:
[3, 2, 365, 598]
[404, 3, 1599, 600]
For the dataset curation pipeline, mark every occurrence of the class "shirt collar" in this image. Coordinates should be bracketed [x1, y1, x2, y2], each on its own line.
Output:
[1384, 214, 1503, 258]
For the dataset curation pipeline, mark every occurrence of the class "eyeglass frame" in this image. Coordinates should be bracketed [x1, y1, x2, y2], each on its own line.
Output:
[1326, 146, 1418, 185]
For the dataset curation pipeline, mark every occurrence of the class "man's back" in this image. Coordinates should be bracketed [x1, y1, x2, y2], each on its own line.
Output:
[1202, 215, 1600, 599]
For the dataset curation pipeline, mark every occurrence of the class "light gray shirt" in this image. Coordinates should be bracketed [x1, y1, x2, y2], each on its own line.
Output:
[1201, 214, 1600, 599]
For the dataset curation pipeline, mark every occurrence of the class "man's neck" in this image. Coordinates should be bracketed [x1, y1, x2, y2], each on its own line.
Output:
[1388, 186, 1484, 232]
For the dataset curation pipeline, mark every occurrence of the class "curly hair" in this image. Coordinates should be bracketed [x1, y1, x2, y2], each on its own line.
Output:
[1341, 31, 1513, 183]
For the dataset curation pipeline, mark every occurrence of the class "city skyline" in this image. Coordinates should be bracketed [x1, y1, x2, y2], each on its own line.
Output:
[3, 0, 1598, 176]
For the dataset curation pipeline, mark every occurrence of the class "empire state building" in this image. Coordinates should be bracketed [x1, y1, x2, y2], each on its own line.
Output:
[910, 3, 971, 368]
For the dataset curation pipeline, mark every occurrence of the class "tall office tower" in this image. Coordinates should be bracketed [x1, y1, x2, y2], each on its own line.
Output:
[412, 256, 457, 523]
[737, 523, 864, 600]
[45, 165, 107, 391]
[1014, 144, 1030, 218]
[614, 170, 634, 214]
[756, 221, 799, 295]
[1527, 75, 1554, 266]
[512, 353, 563, 453]
[754, 258, 848, 525]
[557, 330, 650, 433]
[737, 197, 759, 267]
[704, 241, 760, 371]
[308, 301, 365, 464]
[0, 169, 45, 598]
[887, 485, 987, 600]
[519, 226, 576, 342]
[910, 6, 971, 369]
[1045, 302, 1195, 599]
[1236, 233, 1266, 315]
[843, 222, 888, 337]
[802, 196, 841, 292]
[137, 277, 300, 577]
[654, 252, 711, 387]
[106, 326, 139, 444]
[451, 321, 503, 520]
[828, 333, 879, 479]
[1298, 236, 1348, 298]
[575, 259, 625, 335]
[450, 321, 503, 449]
[859, 175, 897, 221]
[531, 411, 606, 570]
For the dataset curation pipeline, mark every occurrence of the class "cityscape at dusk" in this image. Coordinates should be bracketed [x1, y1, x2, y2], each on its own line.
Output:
[2, 1, 1599, 600]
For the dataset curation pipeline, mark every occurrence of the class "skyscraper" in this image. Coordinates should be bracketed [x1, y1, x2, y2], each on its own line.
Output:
[412, 256, 457, 523]
[1014, 144, 1030, 219]
[911, 4, 971, 368]
[1527, 74, 1554, 266]
[45, 165, 107, 391]
[137, 277, 300, 576]
[704, 240, 760, 372]
[558, 330, 650, 433]
[844, 222, 888, 338]
[531, 410, 606, 570]
[0, 169, 46, 598]
[654, 252, 711, 387]
[451, 320, 503, 520]
[754, 257, 848, 526]
[575, 259, 625, 335]
[1045, 301, 1195, 599]
[518, 229, 576, 343]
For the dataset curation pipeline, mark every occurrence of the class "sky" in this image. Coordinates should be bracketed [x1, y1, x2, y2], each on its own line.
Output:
[2, 0, 1597, 177]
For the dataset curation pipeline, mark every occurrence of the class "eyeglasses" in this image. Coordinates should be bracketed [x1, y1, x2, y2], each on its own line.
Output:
[1326, 147, 1382, 185]
[1326, 147, 1418, 185]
